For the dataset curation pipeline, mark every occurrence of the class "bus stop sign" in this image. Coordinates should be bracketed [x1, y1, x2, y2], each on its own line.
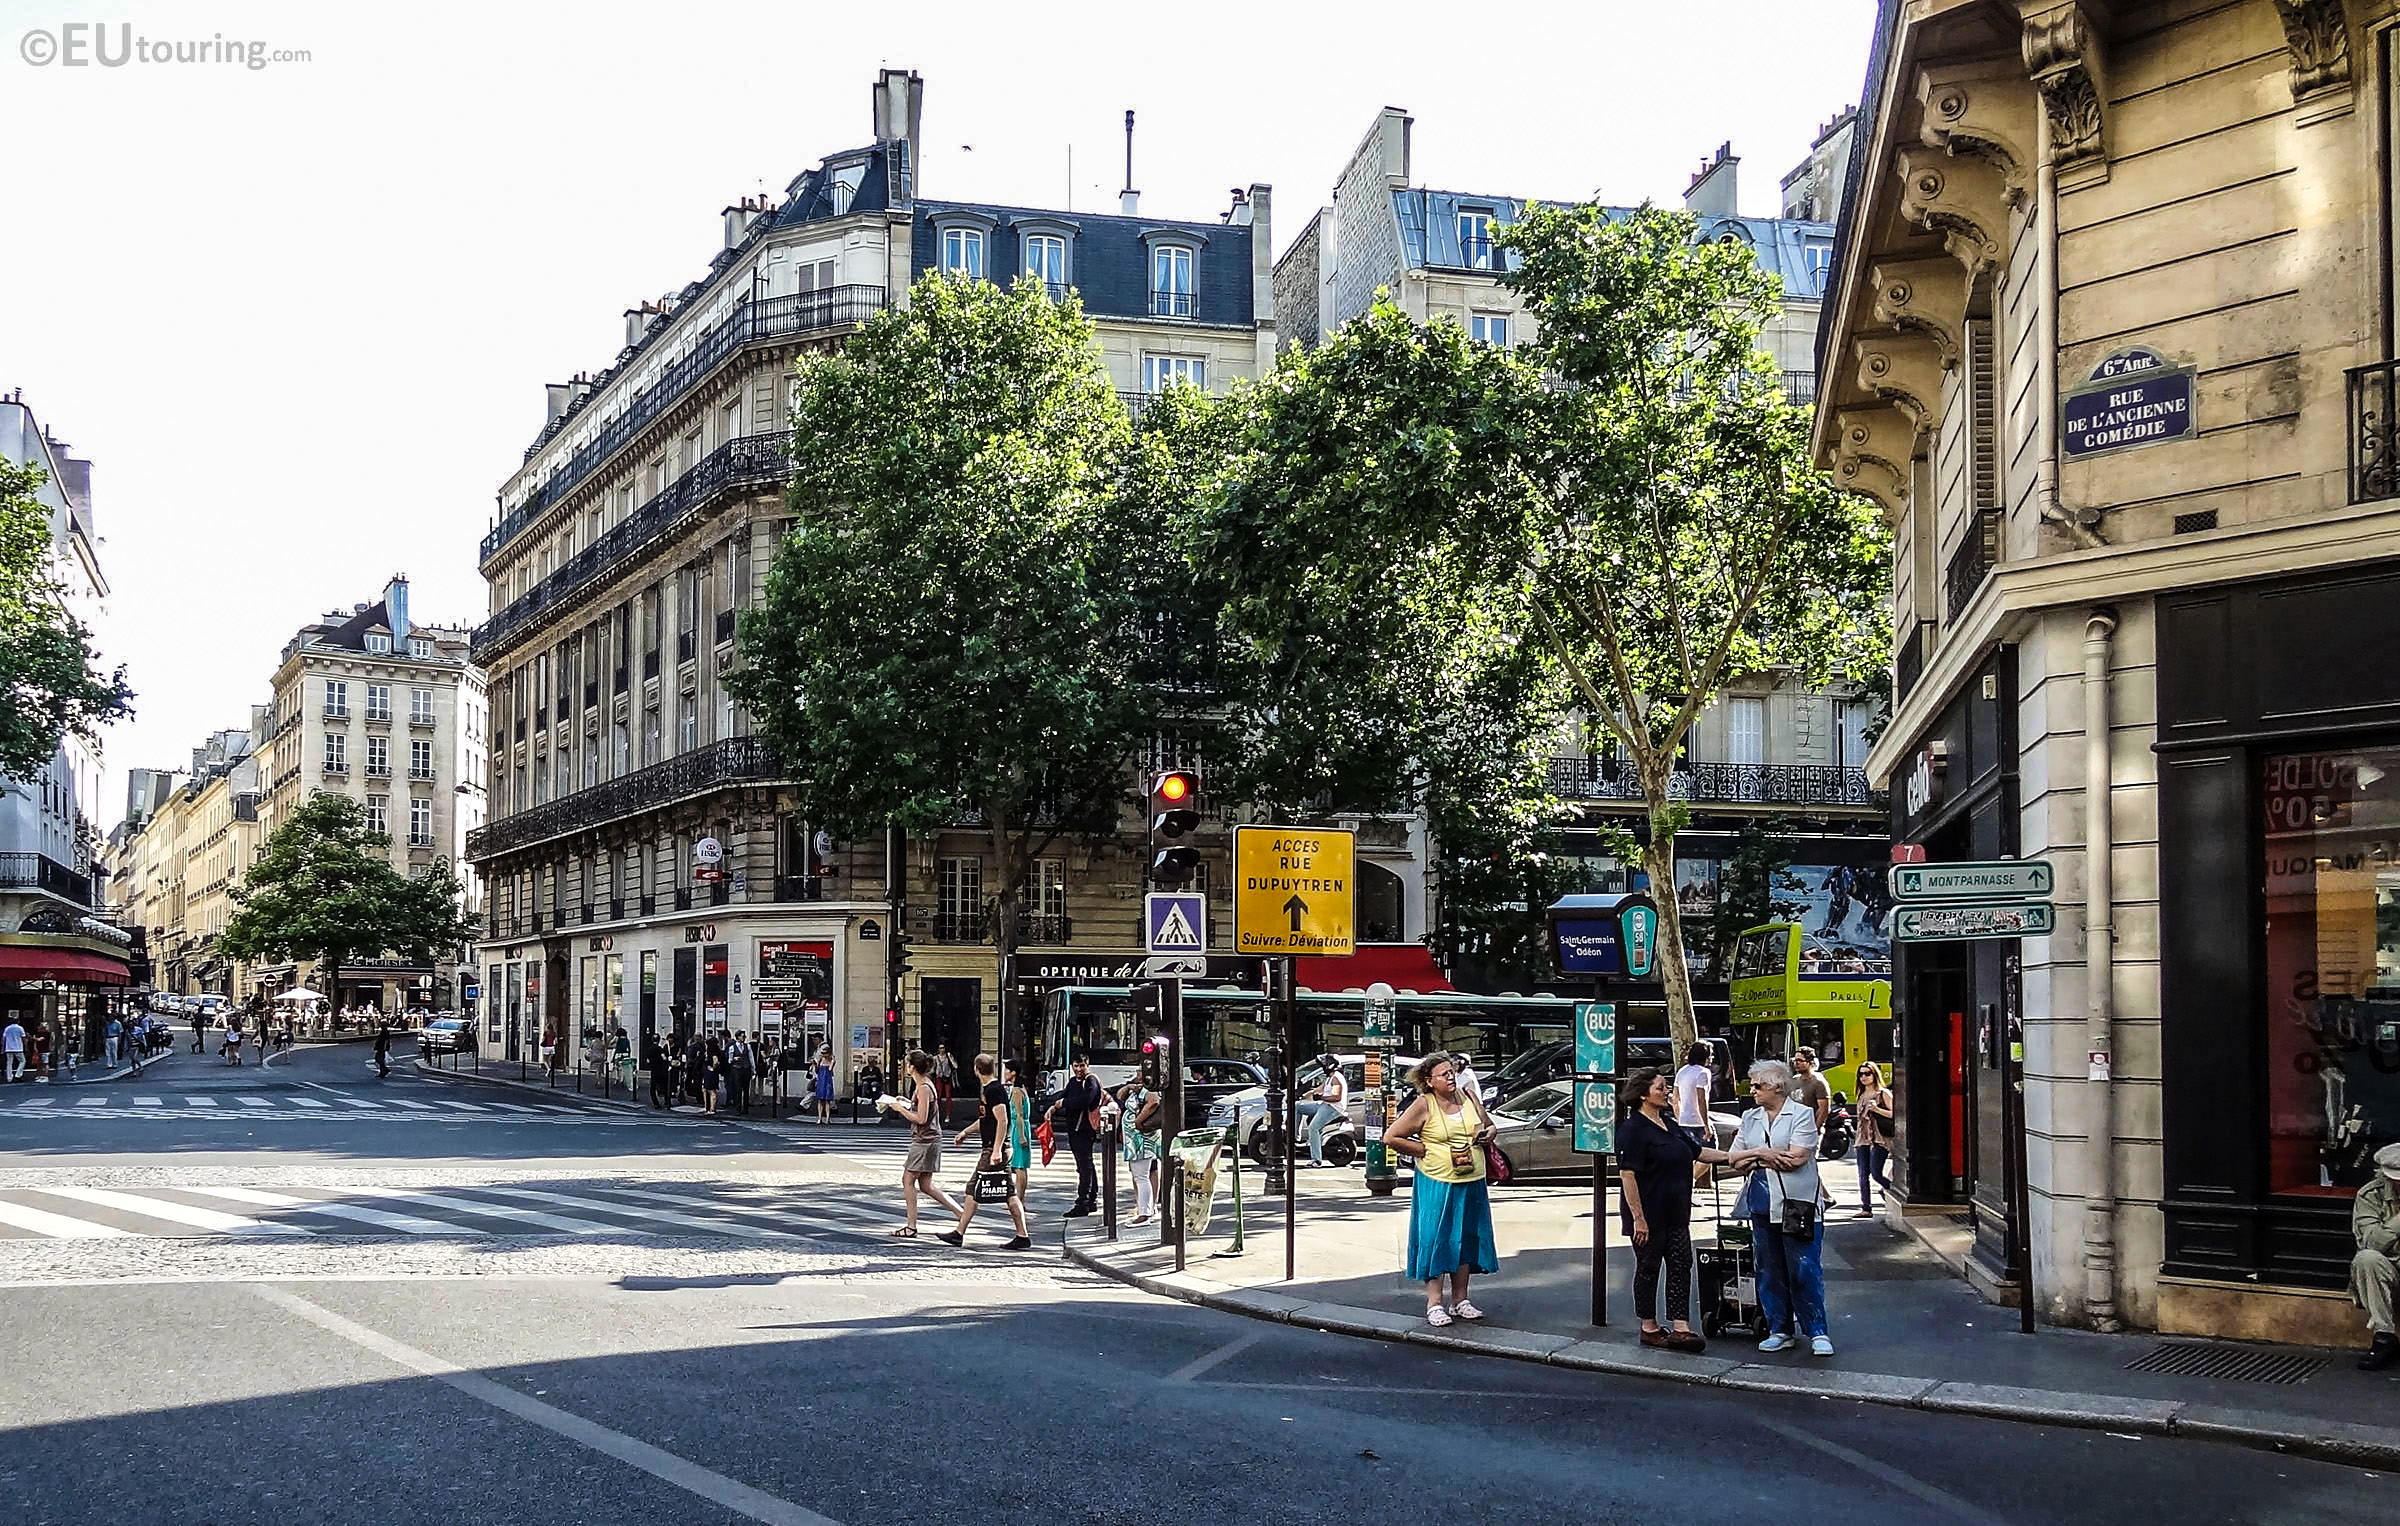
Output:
[1574, 1002, 1616, 1076]
[1572, 1080, 1616, 1154]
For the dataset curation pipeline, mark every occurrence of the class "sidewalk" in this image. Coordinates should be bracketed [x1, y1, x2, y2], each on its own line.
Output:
[1066, 1156, 2400, 1472]
[19, 1045, 193, 1087]
[408, 1056, 906, 1137]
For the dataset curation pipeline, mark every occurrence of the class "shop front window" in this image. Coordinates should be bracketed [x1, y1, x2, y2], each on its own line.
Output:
[2261, 744, 2400, 1195]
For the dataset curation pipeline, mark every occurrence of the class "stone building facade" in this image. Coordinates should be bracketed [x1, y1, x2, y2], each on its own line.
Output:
[465, 70, 1279, 1082]
[1817, 0, 2400, 1345]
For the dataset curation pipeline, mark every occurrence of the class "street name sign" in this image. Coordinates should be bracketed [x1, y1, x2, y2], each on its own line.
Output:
[1233, 825, 1356, 955]
[1572, 1080, 1617, 1154]
[1888, 859, 2054, 903]
[1893, 902, 2056, 942]
[1144, 892, 1207, 955]
[1574, 1002, 1617, 1077]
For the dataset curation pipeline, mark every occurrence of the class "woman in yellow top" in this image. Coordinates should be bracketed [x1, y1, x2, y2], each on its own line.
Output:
[1384, 1053, 1500, 1327]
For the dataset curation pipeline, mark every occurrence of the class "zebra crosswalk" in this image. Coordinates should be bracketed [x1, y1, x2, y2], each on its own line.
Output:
[0, 1090, 690, 1125]
[0, 1178, 996, 1244]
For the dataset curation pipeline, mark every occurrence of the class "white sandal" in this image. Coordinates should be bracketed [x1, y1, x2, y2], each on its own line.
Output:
[1452, 1300, 1486, 1322]
[1425, 1305, 1454, 1327]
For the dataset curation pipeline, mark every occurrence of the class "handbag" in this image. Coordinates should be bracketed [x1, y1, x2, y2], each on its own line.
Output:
[971, 1165, 1015, 1203]
[1484, 1142, 1514, 1185]
[1780, 1197, 1818, 1242]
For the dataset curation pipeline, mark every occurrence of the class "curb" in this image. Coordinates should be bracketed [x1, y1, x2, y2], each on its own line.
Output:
[406, 1059, 864, 1148]
[1063, 1240, 2400, 1473]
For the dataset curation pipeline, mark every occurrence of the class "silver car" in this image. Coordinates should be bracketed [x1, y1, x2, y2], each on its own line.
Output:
[1487, 1081, 1744, 1182]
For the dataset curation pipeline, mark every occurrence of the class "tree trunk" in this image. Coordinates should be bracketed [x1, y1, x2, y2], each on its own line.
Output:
[1639, 777, 1699, 1054]
[986, 808, 1023, 1082]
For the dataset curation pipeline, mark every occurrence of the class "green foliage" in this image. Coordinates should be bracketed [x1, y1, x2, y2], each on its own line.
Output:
[220, 792, 474, 986]
[731, 272, 1161, 904]
[0, 458, 131, 779]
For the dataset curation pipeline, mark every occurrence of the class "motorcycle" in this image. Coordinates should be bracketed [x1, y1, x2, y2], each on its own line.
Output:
[1820, 1093, 1856, 1161]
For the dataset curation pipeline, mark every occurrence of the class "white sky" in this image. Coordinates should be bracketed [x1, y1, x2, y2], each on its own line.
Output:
[0, 0, 1877, 823]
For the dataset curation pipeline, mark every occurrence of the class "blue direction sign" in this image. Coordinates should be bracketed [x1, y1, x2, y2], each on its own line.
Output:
[1574, 1001, 1617, 1077]
[1572, 1079, 1617, 1155]
[1143, 892, 1207, 955]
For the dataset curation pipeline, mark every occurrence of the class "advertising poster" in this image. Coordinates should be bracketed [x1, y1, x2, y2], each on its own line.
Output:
[1784, 864, 1892, 970]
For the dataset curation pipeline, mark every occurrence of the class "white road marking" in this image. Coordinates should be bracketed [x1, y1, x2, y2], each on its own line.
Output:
[341, 1184, 623, 1234]
[32, 1185, 313, 1236]
[76, 1096, 106, 1107]
[471, 1186, 811, 1242]
[182, 1185, 479, 1237]
[1164, 1330, 1266, 1384]
[291, 1098, 330, 1109]
[185, 1096, 218, 1106]
[1748, 1412, 2011, 1526]
[255, 1288, 846, 1526]
[0, 1197, 133, 1238]
[236, 1097, 273, 1108]
[388, 1100, 436, 1111]
[133, 1097, 162, 1107]
[429, 1100, 488, 1113]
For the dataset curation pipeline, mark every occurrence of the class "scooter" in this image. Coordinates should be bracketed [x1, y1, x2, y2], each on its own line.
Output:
[1820, 1094, 1856, 1161]
[1246, 1111, 1362, 1168]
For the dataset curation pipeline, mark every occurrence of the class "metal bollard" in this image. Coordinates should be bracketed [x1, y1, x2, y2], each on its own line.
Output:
[1171, 1157, 1187, 1274]
[1103, 1128, 1119, 1241]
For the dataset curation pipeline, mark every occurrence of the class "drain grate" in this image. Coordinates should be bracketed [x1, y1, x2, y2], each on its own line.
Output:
[2123, 1342, 2323, 1385]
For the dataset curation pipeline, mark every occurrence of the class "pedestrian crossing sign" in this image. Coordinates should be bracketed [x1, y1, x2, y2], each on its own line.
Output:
[1144, 892, 1207, 955]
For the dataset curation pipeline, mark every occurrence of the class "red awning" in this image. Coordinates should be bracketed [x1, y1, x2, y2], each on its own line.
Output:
[0, 945, 132, 985]
[1296, 944, 1454, 996]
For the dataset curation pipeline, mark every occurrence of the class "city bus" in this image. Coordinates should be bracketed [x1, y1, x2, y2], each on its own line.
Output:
[1728, 921, 1894, 1102]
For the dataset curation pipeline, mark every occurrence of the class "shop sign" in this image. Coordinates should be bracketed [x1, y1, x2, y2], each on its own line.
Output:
[694, 836, 724, 884]
[1902, 741, 1947, 821]
[2061, 347, 2194, 459]
[1013, 950, 1266, 989]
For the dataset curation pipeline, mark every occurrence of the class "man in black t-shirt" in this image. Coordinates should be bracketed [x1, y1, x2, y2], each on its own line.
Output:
[937, 1054, 1030, 1249]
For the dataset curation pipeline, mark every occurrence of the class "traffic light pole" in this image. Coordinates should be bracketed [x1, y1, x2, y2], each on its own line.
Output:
[1160, 974, 1184, 1249]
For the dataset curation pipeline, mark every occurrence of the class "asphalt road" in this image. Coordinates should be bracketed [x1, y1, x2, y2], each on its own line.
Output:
[0, 1044, 2387, 1525]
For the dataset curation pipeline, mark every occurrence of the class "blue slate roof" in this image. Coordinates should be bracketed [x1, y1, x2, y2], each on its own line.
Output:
[1397, 188, 1836, 303]
[911, 201, 1255, 327]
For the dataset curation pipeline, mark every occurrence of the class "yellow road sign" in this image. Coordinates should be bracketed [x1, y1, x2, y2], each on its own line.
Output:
[1234, 826, 1356, 956]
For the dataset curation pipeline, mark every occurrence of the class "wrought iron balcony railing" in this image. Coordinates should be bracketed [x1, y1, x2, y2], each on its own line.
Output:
[932, 908, 989, 943]
[484, 286, 884, 565]
[2350, 358, 2398, 502]
[1545, 756, 1877, 809]
[474, 430, 796, 663]
[465, 736, 785, 862]
[1018, 911, 1073, 945]
[1895, 618, 1935, 705]
[0, 852, 94, 908]
[1148, 287, 1196, 319]
[1944, 517, 1995, 624]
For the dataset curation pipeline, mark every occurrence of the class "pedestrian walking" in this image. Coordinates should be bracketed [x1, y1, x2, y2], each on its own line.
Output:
[190, 1015, 206, 1054]
[1854, 1061, 1896, 1215]
[938, 1054, 1032, 1249]
[373, 1023, 391, 1079]
[1790, 1047, 1831, 1135]
[812, 1042, 835, 1123]
[1620, 1067, 1735, 1352]
[253, 1023, 267, 1064]
[1116, 1068, 1163, 1225]
[223, 1015, 243, 1066]
[1297, 1054, 1348, 1168]
[1004, 1056, 1034, 1202]
[2, 1018, 25, 1083]
[1384, 1053, 1499, 1328]
[1731, 1058, 1834, 1356]
[2352, 1143, 2400, 1370]
[726, 1032, 753, 1115]
[1673, 1041, 1716, 1147]
[932, 1043, 957, 1114]
[1046, 1054, 1104, 1217]
[880, 1049, 959, 1237]
[104, 1014, 122, 1068]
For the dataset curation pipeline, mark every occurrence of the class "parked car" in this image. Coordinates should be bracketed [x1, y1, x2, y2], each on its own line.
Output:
[1207, 1053, 1427, 1162]
[418, 1018, 476, 1058]
[1484, 1078, 1744, 1182]
[1180, 1057, 1270, 1119]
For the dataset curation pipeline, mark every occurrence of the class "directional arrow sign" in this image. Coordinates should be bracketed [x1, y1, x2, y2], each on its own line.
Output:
[1233, 825, 1356, 956]
[1888, 859, 2055, 904]
[1893, 902, 2056, 942]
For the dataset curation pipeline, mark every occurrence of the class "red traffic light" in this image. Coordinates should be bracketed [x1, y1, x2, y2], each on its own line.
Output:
[1153, 770, 1195, 805]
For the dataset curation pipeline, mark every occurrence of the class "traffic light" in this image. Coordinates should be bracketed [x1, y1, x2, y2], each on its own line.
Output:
[1149, 770, 1201, 888]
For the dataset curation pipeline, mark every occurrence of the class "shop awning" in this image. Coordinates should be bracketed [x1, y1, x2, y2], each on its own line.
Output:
[0, 945, 131, 985]
[1296, 944, 1455, 996]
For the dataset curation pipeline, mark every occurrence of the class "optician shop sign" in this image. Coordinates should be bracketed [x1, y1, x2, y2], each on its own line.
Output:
[2061, 347, 2194, 459]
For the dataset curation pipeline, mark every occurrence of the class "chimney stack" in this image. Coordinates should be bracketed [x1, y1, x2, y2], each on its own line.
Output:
[544, 382, 574, 426]
[1684, 141, 1740, 218]
[1120, 110, 1139, 216]
[384, 575, 411, 647]
[1225, 187, 1251, 226]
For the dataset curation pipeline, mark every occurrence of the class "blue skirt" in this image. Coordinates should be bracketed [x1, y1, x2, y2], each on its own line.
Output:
[1405, 1174, 1499, 1281]
[813, 1068, 834, 1102]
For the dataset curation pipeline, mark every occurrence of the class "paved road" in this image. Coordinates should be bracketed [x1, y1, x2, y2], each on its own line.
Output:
[0, 1044, 2386, 1525]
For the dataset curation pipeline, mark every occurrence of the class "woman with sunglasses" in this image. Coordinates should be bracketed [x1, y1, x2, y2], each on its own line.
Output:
[1855, 1061, 1896, 1215]
[1384, 1053, 1499, 1327]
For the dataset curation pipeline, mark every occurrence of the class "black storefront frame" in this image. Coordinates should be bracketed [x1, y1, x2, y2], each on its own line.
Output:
[2157, 561, 2400, 1290]
[1886, 644, 2021, 1282]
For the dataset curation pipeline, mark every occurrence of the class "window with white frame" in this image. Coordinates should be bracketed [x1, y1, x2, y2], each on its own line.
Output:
[937, 855, 983, 935]
[1023, 233, 1067, 290]
[1458, 210, 1495, 269]
[324, 679, 348, 718]
[366, 735, 389, 777]
[1727, 696, 1765, 765]
[366, 632, 391, 653]
[324, 733, 346, 770]
[365, 683, 391, 721]
[1835, 698, 1869, 770]
[365, 793, 386, 833]
[1031, 857, 1067, 920]
[410, 686, 434, 724]
[410, 738, 434, 779]
[409, 797, 432, 847]
[941, 227, 984, 278]
[1150, 245, 1194, 316]
[1143, 354, 1206, 393]
[1147, 731, 1206, 779]
[1469, 313, 1509, 346]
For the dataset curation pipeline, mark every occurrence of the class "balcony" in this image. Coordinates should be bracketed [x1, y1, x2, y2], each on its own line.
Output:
[1782, 370, 1818, 406]
[1018, 911, 1073, 945]
[770, 875, 825, 902]
[1895, 618, 1935, 705]
[324, 707, 349, 722]
[482, 286, 884, 566]
[323, 758, 349, 775]
[0, 852, 94, 908]
[1148, 287, 1196, 319]
[932, 908, 989, 943]
[409, 712, 435, 728]
[2351, 358, 2399, 502]
[1944, 515, 1996, 623]
[464, 736, 786, 862]
[1545, 756, 1877, 809]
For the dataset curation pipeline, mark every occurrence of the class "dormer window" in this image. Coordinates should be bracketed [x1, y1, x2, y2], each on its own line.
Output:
[410, 637, 434, 658]
[366, 632, 392, 653]
[941, 227, 984, 278]
[1457, 210, 1495, 270]
[1024, 234, 1067, 293]
[1150, 245, 1193, 318]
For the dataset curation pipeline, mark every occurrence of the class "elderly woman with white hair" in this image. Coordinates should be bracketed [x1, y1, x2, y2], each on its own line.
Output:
[1729, 1057, 1835, 1356]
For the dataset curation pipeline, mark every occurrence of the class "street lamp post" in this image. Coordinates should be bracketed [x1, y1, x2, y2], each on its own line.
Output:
[1362, 980, 1399, 1197]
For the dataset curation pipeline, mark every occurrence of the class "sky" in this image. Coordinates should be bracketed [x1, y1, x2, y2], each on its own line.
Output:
[0, 0, 1878, 825]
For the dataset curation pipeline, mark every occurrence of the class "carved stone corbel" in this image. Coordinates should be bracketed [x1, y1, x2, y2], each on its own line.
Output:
[1830, 404, 1919, 524]
[1895, 144, 2014, 277]
[1853, 329, 1948, 436]
[1869, 257, 1970, 368]
[2272, 0, 2356, 124]
[2022, 6, 2110, 188]
[1914, 61, 2039, 191]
